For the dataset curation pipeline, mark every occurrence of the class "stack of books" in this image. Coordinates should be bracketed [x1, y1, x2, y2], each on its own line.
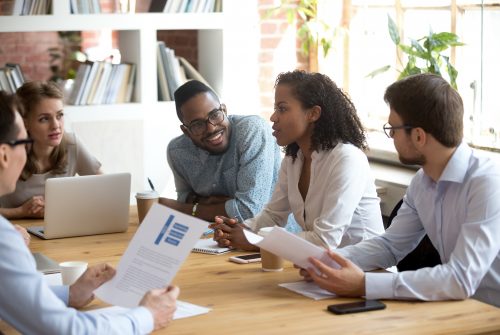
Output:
[11, 0, 51, 15]
[0, 63, 25, 94]
[157, 41, 210, 101]
[70, 0, 102, 14]
[67, 61, 136, 105]
[149, 0, 222, 13]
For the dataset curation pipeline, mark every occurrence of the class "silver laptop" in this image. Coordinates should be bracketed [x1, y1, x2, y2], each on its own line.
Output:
[28, 173, 131, 239]
[33, 252, 60, 274]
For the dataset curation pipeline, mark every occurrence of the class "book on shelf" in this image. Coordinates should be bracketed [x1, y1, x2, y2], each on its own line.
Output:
[178, 57, 209, 86]
[192, 239, 231, 255]
[156, 42, 171, 101]
[0, 63, 25, 93]
[115, 63, 133, 103]
[0, 69, 14, 94]
[157, 42, 211, 101]
[68, 63, 91, 105]
[148, 0, 168, 12]
[161, 0, 219, 13]
[69, 61, 135, 105]
[70, 0, 101, 14]
[15, 0, 51, 15]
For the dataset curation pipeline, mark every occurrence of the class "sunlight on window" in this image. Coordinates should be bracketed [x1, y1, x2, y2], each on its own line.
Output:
[319, 0, 500, 151]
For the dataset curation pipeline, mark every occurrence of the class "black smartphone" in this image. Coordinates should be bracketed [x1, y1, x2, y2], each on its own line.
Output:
[229, 253, 261, 264]
[327, 300, 386, 315]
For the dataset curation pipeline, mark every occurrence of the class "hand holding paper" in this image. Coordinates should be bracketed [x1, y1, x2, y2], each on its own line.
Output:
[95, 203, 207, 307]
[242, 227, 340, 273]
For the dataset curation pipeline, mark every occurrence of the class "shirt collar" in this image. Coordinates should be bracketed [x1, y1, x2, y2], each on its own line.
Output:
[437, 141, 472, 183]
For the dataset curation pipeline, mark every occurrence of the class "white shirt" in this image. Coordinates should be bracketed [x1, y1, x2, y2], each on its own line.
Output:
[245, 143, 384, 248]
[337, 143, 500, 307]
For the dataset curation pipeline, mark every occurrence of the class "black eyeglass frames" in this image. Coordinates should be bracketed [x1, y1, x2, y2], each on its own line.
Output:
[1, 138, 34, 147]
[383, 123, 414, 138]
[185, 106, 226, 136]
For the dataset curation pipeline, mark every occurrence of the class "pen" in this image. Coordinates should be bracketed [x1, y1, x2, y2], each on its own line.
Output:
[203, 228, 214, 236]
[147, 178, 155, 191]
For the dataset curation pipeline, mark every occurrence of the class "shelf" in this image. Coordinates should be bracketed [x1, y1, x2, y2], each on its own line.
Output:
[0, 12, 226, 32]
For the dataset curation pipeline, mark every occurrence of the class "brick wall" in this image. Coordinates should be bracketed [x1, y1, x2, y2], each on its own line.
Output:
[1, 0, 304, 111]
[257, 0, 308, 120]
[0, 32, 58, 81]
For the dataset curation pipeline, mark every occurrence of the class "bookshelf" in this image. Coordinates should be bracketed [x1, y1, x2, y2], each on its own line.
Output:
[0, 1, 260, 198]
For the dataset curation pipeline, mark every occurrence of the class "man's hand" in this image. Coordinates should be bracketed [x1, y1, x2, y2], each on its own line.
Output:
[209, 216, 259, 251]
[14, 224, 30, 246]
[301, 251, 366, 297]
[19, 196, 45, 218]
[68, 264, 116, 308]
[159, 198, 184, 212]
[140, 285, 180, 331]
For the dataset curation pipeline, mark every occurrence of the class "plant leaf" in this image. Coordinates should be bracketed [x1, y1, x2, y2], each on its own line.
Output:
[387, 15, 400, 45]
[366, 65, 391, 78]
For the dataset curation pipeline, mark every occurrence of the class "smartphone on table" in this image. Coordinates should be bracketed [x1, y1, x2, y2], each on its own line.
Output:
[327, 300, 386, 314]
[229, 253, 261, 264]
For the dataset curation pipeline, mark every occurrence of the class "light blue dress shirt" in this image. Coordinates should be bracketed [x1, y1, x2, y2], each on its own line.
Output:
[167, 115, 281, 221]
[0, 216, 154, 334]
[337, 143, 500, 307]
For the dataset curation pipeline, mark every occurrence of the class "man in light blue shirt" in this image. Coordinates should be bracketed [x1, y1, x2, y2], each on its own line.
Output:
[160, 80, 281, 222]
[299, 74, 500, 307]
[0, 92, 179, 333]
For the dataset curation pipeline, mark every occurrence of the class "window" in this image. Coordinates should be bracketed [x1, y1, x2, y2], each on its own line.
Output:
[319, 0, 500, 153]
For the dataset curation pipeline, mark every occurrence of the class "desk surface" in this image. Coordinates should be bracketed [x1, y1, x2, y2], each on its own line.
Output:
[2, 207, 500, 335]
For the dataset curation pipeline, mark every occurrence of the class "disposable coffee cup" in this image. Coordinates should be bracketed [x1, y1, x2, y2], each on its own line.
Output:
[258, 227, 284, 272]
[136, 191, 159, 224]
[59, 261, 88, 285]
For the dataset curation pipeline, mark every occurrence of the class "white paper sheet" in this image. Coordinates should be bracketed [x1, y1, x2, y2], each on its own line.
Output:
[279, 281, 337, 300]
[95, 203, 207, 307]
[86, 300, 211, 320]
[243, 227, 340, 273]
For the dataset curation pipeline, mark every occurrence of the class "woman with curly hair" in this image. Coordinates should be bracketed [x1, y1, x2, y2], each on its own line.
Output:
[212, 70, 384, 250]
[0, 81, 102, 219]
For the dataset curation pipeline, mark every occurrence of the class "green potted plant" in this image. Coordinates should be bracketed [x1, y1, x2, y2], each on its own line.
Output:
[367, 15, 464, 89]
[266, 0, 337, 71]
[48, 31, 86, 83]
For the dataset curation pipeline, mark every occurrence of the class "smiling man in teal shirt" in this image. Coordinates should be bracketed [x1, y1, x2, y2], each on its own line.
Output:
[160, 80, 281, 222]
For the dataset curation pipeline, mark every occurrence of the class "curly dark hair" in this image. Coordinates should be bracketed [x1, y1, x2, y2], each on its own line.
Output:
[275, 70, 367, 160]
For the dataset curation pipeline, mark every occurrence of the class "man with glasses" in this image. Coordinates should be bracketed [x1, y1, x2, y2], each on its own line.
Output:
[298, 73, 500, 307]
[160, 80, 281, 222]
[0, 91, 179, 334]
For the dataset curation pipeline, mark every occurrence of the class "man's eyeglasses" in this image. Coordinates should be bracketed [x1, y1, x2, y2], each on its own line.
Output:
[383, 123, 414, 138]
[184, 106, 226, 136]
[1, 138, 34, 147]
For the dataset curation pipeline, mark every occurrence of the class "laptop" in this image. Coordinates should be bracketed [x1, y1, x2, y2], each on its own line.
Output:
[28, 173, 131, 239]
[33, 252, 60, 274]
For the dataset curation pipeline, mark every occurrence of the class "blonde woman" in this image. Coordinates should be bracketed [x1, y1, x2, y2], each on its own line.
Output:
[0, 81, 102, 219]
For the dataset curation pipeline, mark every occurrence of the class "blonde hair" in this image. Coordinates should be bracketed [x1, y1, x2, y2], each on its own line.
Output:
[16, 81, 68, 179]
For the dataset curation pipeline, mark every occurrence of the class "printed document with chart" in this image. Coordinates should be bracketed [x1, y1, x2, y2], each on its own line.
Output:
[95, 203, 206, 307]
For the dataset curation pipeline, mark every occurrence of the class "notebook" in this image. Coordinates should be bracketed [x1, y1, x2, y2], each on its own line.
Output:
[27, 173, 131, 239]
[33, 252, 61, 274]
[192, 239, 231, 255]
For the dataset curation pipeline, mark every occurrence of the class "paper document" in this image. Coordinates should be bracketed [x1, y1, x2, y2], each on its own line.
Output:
[87, 300, 210, 320]
[95, 203, 207, 307]
[243, 227, 340, 272]
[279, 281, 336, 300]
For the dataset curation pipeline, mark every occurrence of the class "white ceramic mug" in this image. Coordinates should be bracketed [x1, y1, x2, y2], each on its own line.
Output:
[59, 261, 88, 285]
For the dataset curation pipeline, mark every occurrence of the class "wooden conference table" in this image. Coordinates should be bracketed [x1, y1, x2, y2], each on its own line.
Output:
[2, 207, 500, 335]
